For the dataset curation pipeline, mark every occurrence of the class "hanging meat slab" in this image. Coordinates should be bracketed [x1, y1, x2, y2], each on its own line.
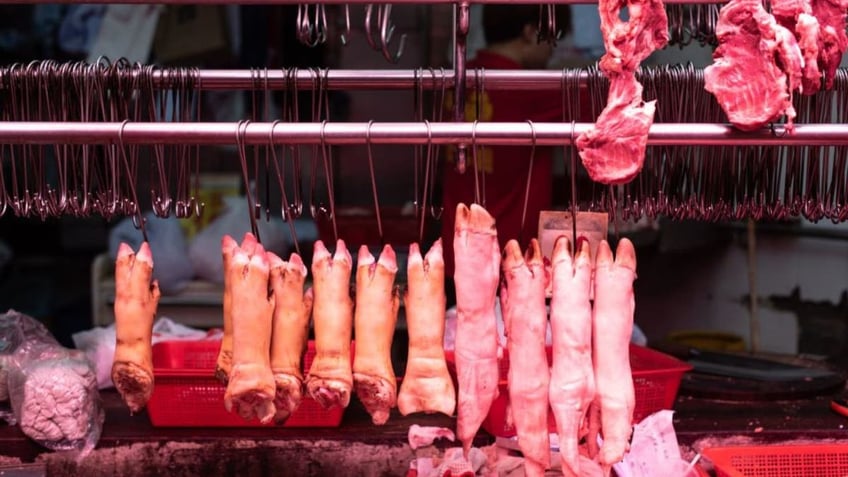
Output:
[398, 240, 456, 417]
[811, 0, 848, 89]
[268, 251, 313, 424]
[112, 241, 160, 413]
[353, 244, 400, 425]
[501, 239, 550, 477]
[453, 203, 501, 455]
[773, 0, 823, 94]
[549, 237, 595, 477]
[598, 0, 670, 75]
[223, 240, 277, 424]
[577, 0, 668, 185]
[592, 239, 637, 473]
[576, 75, 656, 185]
[704, 0, 804, 131]
[305, 239, 354, 410]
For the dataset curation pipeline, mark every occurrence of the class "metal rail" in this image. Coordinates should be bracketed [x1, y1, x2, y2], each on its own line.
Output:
[0, 0, 725, 5]
[0, 121, 841, 146]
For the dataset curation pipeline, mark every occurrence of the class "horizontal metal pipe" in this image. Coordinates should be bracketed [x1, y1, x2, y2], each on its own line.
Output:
[0, 0, 725, 5]
[0, 121, 842, 146]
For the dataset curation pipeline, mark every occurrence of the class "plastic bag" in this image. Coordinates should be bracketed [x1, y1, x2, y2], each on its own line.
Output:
[189, 195, 289, 284]
[0, 309, 58, 402]
[108, 212, 194, 295]
[72, 317, 220, 390]
[1, 310, 104, 453]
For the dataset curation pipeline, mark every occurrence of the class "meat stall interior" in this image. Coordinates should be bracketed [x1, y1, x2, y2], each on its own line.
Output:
[1, 0, 848, 476]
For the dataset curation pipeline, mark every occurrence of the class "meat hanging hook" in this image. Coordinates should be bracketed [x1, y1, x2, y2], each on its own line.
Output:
[412, 68, 422, 218]
[365, 120, 384, 244]
[379, 4, 406, 63]
[518, 120, 538, 246]
[470, 120, 482, 206]
[340, 4, 352, 46]
[236, 120, 261, 242]
[118, 120, 147, 242]
[269, 120, 300, 256]
[418, 120, 435, 243]
[364, 4, 380, 51]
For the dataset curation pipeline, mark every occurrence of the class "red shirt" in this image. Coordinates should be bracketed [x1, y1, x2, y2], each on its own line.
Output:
[441, 51, 563, 277]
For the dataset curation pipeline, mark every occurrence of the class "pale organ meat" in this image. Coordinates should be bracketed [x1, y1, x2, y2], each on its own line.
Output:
[453, 203, 501, 455]
[408, 424, 456, 450]
[223, 242, 276, 424]
[501, 239, 550, 477]
[576, 76, 656, 185]
[112, 241, 160, 413]
[811, 0, 848, 89]
[215, 234, 240, 384]
[773, 0, 823, 93]
[592, 239, 638, 474]
[398, 240, 456, 417]
[268, 252, 313, 424]
[577, 0, 668, 185]
[704, 0, 803, 131]
[305, 239, 354, 410]
[353, 244, 400, 425]
[549, 237, 595, 477]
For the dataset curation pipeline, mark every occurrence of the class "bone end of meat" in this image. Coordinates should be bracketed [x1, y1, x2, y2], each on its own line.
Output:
[313, 240, 332, 264]
[224, 365, 277, 424]
[615, 238, 637, 270]
[502, 239, 524, 270]
[334, 239, 352, 266]
[425, 239, 444, 265]
[240, 232, 258, 255]
[134, 241, 154, 267]
[353, 373, 396, 425]
[111, 361, 153, 414]
[408, 424, 456, 450]
[117, 242, 135, 261]
[306, 378, 351, 410]
[552, 236, 573, 267]
[357, 245, 376, 268]
[272, 373, 303, 424]
[222, 234, 238, 254]
[455, 203, 497, 234]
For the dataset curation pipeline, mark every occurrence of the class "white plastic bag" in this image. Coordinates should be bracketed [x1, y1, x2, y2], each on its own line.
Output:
[108, 212, 195, 295]
[72, 317, 218, 390]
[189, 195, 288, 284]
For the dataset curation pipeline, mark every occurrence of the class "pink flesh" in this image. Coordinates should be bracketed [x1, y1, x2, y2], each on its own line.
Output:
[704, 0, 803, 131]
[453, 204, 500, 455]
[811, 0, 848, 89]
[549, 238, 595, 477]
[593, 240, 637, 470]
[576, 75, 656, 185]
[502, 241, 550, 476]
[598, 0, 669, 74]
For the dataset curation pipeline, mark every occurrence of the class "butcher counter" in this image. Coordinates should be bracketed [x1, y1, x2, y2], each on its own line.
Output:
[1, 389, 847, 476]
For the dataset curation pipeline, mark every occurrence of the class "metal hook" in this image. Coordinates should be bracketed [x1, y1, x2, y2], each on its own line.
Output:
[364, 4, 380, 51]
[118, 120, 148, 242]
[379, 4, 406, 63]
[519, 120, 538, 244]
[236, 120, 261, 242]
[365, 120, 384, 242]
[470, 120, 482, 206]
[340, 5, 352, 46]
[269, 120, 301, 256]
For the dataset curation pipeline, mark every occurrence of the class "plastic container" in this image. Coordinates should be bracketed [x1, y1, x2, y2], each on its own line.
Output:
[147, 340, 346, 428]
[703, 444, 848, 477]
[666, 330, 746, 352]
[445, 344, 692, 438]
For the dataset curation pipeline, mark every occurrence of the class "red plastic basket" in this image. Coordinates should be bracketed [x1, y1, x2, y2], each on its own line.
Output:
[445, 344, 692, 438]
[703, 444, 848, 477]
[147, 340, 346, 428]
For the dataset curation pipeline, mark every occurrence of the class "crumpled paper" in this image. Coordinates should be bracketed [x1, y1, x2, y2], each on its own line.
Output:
[72, 317, 220, 390]
[613, 410, 699, 477]
[409, 447, 487, 477]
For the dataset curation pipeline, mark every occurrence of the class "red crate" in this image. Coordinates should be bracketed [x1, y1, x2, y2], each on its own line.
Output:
[704, 444, 848, 477]
[445, 344, 692, 438]
[147, 340, 347, 428]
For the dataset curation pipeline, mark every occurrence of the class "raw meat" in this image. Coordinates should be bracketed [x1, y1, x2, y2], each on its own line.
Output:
[592, 239, 637, 473]
[407, 424, 456, 450]
[268, 251, 313, 424]
[811, 0, 848, 89]
[773, 0, 823, 93]
[112, 241, 160, 413]
[215, 234, 239, 384]
[305, 239, 354, 410]
[353, 244, 400, 425]
[578, 0, 668, 185]
[598, 0, 670, 75]
[453, 203, 501, 455]
[549, 237, 595, 477]
[397, 240, 456, 417]
[223, 240, 276, 424]
[501, 238, 550, 477]
[576, 75, 657, 185]
[704, 0, 804, 131]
